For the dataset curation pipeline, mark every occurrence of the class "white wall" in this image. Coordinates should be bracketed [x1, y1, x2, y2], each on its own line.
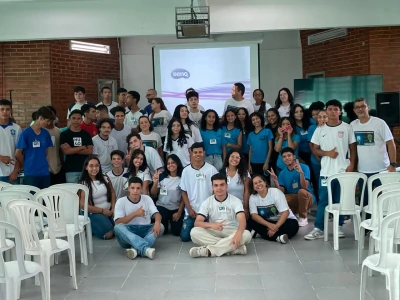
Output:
[121, 31, 302, 109]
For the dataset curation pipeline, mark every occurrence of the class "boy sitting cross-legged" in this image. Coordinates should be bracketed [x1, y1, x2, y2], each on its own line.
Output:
[114, 177, 164, 260]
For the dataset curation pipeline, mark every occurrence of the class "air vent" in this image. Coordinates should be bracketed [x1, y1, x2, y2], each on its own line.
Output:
[308, 28, 348, 45]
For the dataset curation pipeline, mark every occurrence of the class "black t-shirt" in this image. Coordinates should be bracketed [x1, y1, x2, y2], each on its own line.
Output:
[60, 129, 93, 172]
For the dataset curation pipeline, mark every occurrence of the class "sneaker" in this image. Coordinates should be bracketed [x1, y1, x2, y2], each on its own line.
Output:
[145, 248, 155, 259]
[276, 234, 289, 244]
[298, 218, 308, 227]
[231, 245, 247, 255]
[338, 226, 346, 238]
[189, 246, 209, 258]
[251, 229, 257, 238]
[304, 228, 324, 240]
[125, 248, 137, 260]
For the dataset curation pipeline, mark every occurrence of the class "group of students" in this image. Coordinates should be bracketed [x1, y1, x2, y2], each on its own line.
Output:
[0, 81, 396, 259]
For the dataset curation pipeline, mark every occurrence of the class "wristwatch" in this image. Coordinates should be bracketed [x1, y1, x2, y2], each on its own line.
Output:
[390, 162, 398, 167]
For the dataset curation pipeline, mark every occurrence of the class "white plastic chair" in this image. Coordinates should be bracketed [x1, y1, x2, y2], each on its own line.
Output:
[360, 211, 400, 300]
[2, 185, 41, 195]
[324, 172, 367, 250]
[34, 188, 87, 267]
[0, 221, 47, 300]
[0, 182, 11, 190]
[361, 172, 400, 222]
[358, 183, 400, 264]
[0, 208, 15, 259]
[6, 199, 78, 300]
[51, 183, 93, 254]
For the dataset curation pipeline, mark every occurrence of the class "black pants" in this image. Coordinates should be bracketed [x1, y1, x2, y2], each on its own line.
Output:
[156, 205, 184, 236]
[250, 218, 299, 241]
[50, 170, 65, 185]
[250, 163, 264, 176]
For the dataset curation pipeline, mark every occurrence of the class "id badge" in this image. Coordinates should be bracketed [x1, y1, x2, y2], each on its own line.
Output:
[224, 133, 231, 138]
[321, 178, 327, 187]
[292, 182, 298, 189]
[195, 173, 205, 180]
[160, 188, 168, 195]
[33, 141, 40, 148]
[218, 206, 227, 213]
[210, 139, 217, 145]
[227, 177, 231, 184]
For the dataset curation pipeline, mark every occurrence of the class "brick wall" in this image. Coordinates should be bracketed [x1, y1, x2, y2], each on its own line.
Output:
[50, 38, 120, 126]
[301, 26, 400, 164]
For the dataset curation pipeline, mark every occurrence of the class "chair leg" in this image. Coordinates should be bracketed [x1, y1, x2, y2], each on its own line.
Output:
[368, 238, 375, 277]
[66, 248, 78, 289]
[5, 278, 15, 300]
[324, 210, 329, 242]
[354, 213, 361, 241]
[34, 255, 41, 286]
[37, 272, 48, 300]
[67, 234, 76, 277]
[80, 232, 88, 266]
[388, 269, 400, 300]
[43, 254, 51, 300]
[86, 224, 93, 254]
[360, 265, 368, 300]
[360, 227, 365, 250]
[358, 228, 364, 265]
[333, 212, 340, 251]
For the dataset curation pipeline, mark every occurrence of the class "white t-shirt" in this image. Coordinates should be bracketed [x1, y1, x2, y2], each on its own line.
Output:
[163, 134, 194, 167]
[198, 194, 244, 229]
[183, 123, 202, 143]
[179, 162, 218, 215]
[224, 98, 254, 114]
[249, 188, 296, 221]
[225, 169, 251, 203]
[106, 168, 128, 199]
[91, 179, 111, 210]
[96, 101, 118, 119]
[114, 194, 159, 225]
[251, 100, 272, 113]
[0, 123, 22, 176]
[311, 122, 356, 177]
[67, 101, 88, 119]
[150, 110, 172, 138]
[139, 131, 163, 150]
[143, 146, 164, 176]
[278, 105, 291, 118]
[351, 116, 393, 173]
[188, 111, 203, 126]
[110, 125, 131, 152]
[125, 109, 147, 129]
[92, 135, 118, 173]
[156, 175, 182, 210]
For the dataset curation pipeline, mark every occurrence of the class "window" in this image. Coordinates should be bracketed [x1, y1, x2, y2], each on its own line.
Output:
[69, 40, 111, 54]
[306, 72, 325, 78]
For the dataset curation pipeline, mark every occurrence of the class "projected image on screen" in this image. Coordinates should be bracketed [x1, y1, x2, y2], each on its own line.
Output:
[154, 44, 259, 116]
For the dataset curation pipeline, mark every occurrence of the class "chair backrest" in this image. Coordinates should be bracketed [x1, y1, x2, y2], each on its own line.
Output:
[51, 183, 89, 224]
[0, 221, 31, 280]
[375, 211, 400, 268]
[34, 188, 81, 233]
[0, 181, 11, 190]
[0, 191, 34, 228]
[369, 183, 400, 228]
[0, 207, 8, 248]
[367, 172, 400, 210]
[6, 199, 58, 253]
[2, 184, 41, 195]
[376, 190, 400, 243]
[327, 172, 367, 212]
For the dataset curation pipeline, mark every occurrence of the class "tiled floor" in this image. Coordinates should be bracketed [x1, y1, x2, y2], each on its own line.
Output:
[18, 221, 390, 300]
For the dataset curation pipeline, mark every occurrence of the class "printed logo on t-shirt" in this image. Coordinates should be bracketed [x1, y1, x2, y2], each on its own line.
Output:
[338, 131, 344, 138]
[355, 131, 375, 146]
[10, 129, 16, 136]
[257, 204, 279, 221]
[152, 117, 164, 127]
[73, 137, 82, 146]
[142, 140, 157, 149]
[184, 129, 192, 137]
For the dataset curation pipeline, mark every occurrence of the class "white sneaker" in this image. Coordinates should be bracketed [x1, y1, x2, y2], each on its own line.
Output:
[338, 226, 346, 238]
[145, 248, 155, 259]
[276, 234, 289, 244]
[189, 246, 209, 258]
[304, 228, 324, 240]
[125, 248, 137, 260]
[298, 218, 308, 227]
[231, 245, 247, 255]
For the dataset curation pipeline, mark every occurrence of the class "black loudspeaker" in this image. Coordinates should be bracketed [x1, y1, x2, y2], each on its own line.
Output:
[376, 92, 400, 127]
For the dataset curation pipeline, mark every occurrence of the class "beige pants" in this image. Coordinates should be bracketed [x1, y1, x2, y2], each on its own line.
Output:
[285, 189, 313, 218]
[190, 227, 252, 257]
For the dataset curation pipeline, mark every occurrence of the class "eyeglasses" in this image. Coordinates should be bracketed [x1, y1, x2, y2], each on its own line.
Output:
[354, 104, 367, 110]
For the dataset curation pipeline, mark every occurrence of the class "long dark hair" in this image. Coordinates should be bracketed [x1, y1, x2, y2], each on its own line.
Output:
[290, 104, 311, 130]
[200, 109, 220, 131]
[150, 97, 168, 118]
[274, 87, 294, 109]
[166, 118, 188, 151]
[127, 149, 148, 177]
[173, 104, 195, 127]
[79, 155, 112, 206]
[162, 154, 184, 178]
[276, 117, 296, 140]
[222, 150, 249, 184]
[236, 107, 254, 135]
[138, 115, 154, 132]
[221, 108, 242, 128]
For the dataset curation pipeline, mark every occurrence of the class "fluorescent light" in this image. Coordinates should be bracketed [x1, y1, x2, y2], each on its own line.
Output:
[69, 40, 111, 54]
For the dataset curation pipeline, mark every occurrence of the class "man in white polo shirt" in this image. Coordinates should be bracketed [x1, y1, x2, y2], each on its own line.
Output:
[305, 99, 357, 240]
[189, 173, 251, 257]
[351, 97, 396, 207]
[179, 142, 218, 242]
[92, 118, 118, 173]
[223, 82, 254, 114]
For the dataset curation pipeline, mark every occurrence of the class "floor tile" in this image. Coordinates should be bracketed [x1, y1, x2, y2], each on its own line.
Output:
[130, 262, 175, 277]
[216, 275, 263, 290]
[169, 275, 216, 290]
[302, 260, 350, 273]
[67, 291, 118, 300]
[86, 265, 135, 278]
[165, 289, 215, 300]
[308, 272, 360, 288]
[316, 287, 374, 300]
[78, 277, 126, 292]
[215, 289, 266, 300]
[173, 262, 216, 275]
[216, 262, 260, 275]
[263, 287, 319, 300]
[261, 273, 313, 290]
[121, 276, 170, 292]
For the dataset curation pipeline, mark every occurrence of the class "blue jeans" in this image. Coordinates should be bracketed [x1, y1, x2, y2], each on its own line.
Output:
[114, 223, 165, 256]
[180, 215, 196, 242]
[311, 162, 321, 202]
[65, 172, 81, 183]
[0, 176, 19, 185]
[23, 175, 50, 189]
[204, 154, 222, 172]
[314, 177, 344, 230]
[88, 213, 114, 239]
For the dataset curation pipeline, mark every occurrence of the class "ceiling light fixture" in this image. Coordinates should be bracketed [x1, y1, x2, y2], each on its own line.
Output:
[69, 40, 111, 54]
